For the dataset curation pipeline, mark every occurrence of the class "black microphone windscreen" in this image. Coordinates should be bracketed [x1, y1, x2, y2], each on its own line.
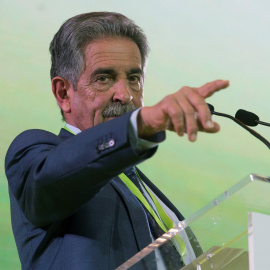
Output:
[235, 109, 259, 126]
[207, 103, 214, 113]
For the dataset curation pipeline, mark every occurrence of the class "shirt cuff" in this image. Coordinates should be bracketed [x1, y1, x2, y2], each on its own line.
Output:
[129, 108, 165, 153]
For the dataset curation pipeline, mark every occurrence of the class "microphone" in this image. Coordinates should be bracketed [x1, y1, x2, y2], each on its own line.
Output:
[235, 109, 270, 127]
[207, 103, 270, 149]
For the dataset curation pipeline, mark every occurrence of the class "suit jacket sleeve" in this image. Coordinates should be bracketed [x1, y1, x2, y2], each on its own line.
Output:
[5, 112, 158, 227]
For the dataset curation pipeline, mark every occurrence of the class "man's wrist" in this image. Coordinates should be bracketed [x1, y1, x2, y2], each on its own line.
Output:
[129, 108, 165, 153]
[137, 107, 157, 139]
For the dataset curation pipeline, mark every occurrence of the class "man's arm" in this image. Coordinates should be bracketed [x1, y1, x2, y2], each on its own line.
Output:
[5, 111, 156, 227]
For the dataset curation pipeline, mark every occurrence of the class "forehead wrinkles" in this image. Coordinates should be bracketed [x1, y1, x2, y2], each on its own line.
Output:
[83, 38, 142, 70]
[90, 53, 141, 69]
[87, 50, 141, 68]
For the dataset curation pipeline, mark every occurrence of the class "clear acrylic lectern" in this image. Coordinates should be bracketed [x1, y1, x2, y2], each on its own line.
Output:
[116, 174, 270, 270]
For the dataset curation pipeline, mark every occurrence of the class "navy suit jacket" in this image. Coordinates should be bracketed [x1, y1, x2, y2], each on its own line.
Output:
[5, 111, 188, 270]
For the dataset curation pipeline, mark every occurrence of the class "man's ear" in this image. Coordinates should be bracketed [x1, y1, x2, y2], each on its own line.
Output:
[52, 77, 72, 114]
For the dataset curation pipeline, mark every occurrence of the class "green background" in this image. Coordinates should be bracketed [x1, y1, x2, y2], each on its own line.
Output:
[1, 0, 270, 268]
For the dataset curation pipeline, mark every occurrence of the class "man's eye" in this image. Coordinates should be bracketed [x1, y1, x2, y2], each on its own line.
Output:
[96, 76, 111, 83]
[129, 76, 140, 83]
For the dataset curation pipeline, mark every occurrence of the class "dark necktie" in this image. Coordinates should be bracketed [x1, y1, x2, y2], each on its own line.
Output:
[123, 168, 184, 269]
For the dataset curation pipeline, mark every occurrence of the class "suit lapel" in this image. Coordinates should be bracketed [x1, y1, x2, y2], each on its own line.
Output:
[110, 177, 152, 251]
[58, 128, 74, 140]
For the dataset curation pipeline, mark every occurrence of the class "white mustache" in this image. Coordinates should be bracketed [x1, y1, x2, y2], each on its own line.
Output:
[103, 102, 137, 118]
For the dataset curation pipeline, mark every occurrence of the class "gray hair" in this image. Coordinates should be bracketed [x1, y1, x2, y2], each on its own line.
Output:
[49, 12, 150, 89]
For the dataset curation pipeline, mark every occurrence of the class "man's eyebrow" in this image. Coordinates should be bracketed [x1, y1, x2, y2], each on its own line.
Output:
[126, 68, 143, 76]
[90, 67, 144, 80]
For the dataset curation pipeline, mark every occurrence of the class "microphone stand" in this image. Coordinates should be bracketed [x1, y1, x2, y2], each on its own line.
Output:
[210, 110, 270, 150]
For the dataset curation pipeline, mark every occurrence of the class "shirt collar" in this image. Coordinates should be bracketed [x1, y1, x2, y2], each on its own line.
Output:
[65, 123, 82, 135]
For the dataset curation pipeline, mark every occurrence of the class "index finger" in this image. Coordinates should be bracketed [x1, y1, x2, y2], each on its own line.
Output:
[197, 79, 230, 98]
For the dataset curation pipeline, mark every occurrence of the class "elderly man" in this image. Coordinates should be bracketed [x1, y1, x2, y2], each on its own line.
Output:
[5, 12, 229, 270]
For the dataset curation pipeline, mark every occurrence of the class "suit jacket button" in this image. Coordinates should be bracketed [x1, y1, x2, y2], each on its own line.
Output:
[108, 139, 115, 147]
[99, 144, 105, 151]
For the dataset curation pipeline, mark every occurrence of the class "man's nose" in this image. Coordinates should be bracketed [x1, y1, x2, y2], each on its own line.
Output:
[112, 79, 133, 104]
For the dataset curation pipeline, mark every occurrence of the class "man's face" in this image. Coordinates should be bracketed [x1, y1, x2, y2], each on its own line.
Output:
[66, 37, 144, 131]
